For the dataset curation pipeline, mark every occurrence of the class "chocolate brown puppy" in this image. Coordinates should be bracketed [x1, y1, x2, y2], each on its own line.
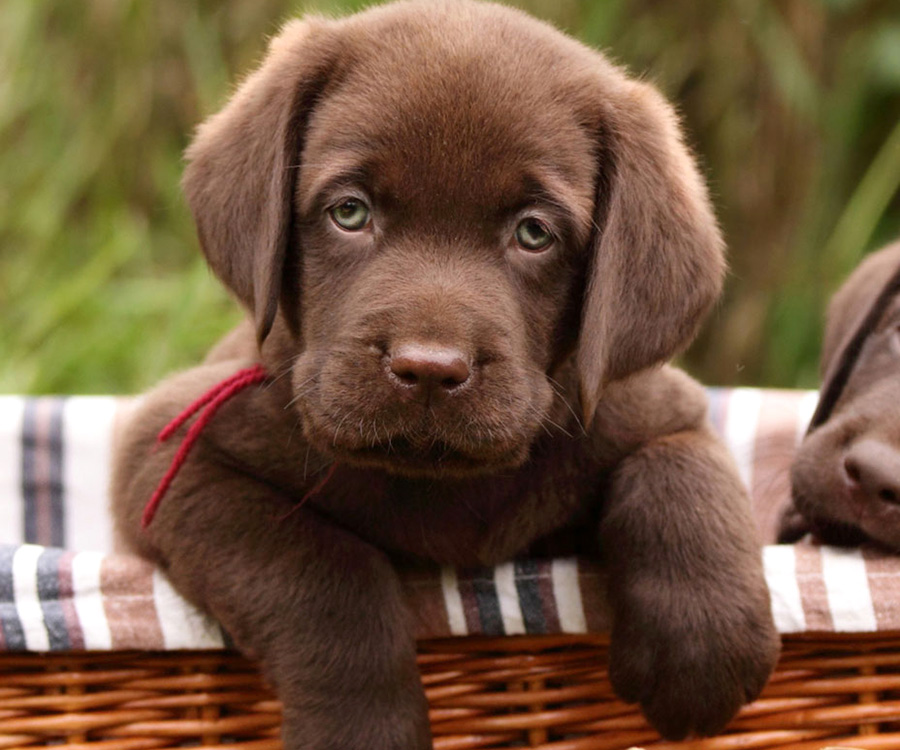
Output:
[112, 2, 779, 747]
[784, 242, 900, 549]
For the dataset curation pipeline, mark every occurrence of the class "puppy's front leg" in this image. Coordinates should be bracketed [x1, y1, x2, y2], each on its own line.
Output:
[601, 426, 779, 739]
[115, 433, 430, 749]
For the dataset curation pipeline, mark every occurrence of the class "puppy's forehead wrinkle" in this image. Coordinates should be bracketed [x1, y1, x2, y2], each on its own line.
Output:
[307, 122, 582, 198]
[297, 12, 601, 221]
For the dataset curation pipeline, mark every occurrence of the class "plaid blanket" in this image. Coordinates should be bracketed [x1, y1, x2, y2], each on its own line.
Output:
[2, 389, 895, 652]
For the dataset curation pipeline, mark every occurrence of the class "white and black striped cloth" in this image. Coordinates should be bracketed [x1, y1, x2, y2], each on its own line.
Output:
[0, 396, 119, 552]
[2, 389, 898, 653]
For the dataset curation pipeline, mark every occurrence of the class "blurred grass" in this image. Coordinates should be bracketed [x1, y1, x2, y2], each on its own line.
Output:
[1, 0, 899, 394]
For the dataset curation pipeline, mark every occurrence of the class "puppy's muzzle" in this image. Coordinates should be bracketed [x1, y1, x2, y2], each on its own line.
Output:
[387, 342, 471, 403]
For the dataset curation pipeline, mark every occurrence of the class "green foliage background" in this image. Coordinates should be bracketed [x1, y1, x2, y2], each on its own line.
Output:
[2, 0, 899, 394]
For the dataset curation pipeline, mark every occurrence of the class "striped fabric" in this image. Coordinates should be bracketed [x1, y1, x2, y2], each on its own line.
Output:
[0, 389, 897, 653]
[0, 543, 225, 652]
[0, 396, 121, 553]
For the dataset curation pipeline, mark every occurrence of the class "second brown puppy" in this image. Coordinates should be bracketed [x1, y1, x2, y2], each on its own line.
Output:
[112, 2, 779, 748]
[785, 241, 900, 549]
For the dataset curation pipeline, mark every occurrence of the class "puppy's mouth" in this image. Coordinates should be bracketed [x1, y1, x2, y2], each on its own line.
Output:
[329, 435, 527, 477]
[298, 407, 534, 477]
[806, 516, 870, 548]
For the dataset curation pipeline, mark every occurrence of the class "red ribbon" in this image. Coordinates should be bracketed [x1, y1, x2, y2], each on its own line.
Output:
[141, 364, 268, 529]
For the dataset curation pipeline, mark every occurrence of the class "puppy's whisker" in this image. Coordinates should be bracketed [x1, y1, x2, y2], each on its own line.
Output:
[284, 377, 318, 409]
[286, 415, 303, 448]
[272, 355, 297, 375]
[528, 406, 555, 438]
[332, 411, 352, 447]
[533, 406, 573, 439]
[260, 356, 298, 392]
[521, 364, 585, 435]
[547, 383, 584, 435]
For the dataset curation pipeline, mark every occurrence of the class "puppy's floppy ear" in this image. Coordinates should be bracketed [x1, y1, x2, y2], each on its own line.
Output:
[810, 246, 900, 432]
[183, 19, 335, 344]
[577, 79, 725, 424]
[821, 242, 900, 378]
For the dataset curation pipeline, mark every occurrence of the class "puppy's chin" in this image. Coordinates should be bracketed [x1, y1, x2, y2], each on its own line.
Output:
[300, 418, 536, 479]
[782, 499, 870, 548]
[793, 504, 895, 550]
[333, 440, 530, 478]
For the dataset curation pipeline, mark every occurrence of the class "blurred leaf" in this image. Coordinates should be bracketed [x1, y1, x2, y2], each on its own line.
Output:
[870, 24, 900, 89]
[823, 116, 900, 276]
[734, 0, 821, 123]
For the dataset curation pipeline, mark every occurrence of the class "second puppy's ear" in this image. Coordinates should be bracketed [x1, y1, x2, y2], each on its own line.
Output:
[821, 242, 900, 378]
[183, 19, 336, 345]
[577, 79, 725, 425]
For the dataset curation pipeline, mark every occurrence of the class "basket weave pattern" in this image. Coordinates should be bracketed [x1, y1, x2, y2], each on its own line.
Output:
[4, 633, 900, 749]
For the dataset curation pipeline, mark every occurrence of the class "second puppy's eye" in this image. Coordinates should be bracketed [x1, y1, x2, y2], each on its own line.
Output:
[330, 199, 370, 231]
[515, 218, 554, 251]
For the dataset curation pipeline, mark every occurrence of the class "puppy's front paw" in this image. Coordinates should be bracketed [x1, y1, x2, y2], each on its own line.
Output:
[609, 581, 779, 740]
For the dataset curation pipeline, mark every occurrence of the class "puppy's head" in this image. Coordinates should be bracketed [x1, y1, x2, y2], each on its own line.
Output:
[789, 242, 900, 548]
[183, 0, 723, 477]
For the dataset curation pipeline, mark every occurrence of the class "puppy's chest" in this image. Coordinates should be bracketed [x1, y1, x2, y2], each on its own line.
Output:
[311, 445, 603, 567]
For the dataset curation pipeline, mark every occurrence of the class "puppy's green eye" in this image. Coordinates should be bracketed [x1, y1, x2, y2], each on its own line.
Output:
[515, 218, 553, 251]
[330, 199, 370, 231]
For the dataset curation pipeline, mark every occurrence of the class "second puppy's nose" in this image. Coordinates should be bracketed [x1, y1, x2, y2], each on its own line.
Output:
[843, 439, 900, 505]
[389, 343, 470, 397]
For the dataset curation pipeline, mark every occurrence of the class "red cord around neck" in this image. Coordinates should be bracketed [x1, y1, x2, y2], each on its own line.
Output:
[276, 461, 339, 522]
[141, 364, 268, 530]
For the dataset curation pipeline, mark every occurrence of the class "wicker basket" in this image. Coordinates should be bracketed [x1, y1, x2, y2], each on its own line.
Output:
[3, 633, 900, 749]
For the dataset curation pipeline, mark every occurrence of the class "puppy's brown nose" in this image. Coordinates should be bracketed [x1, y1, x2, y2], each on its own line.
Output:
[843, 439, 900, 505]
[388, 343, 470, 398]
